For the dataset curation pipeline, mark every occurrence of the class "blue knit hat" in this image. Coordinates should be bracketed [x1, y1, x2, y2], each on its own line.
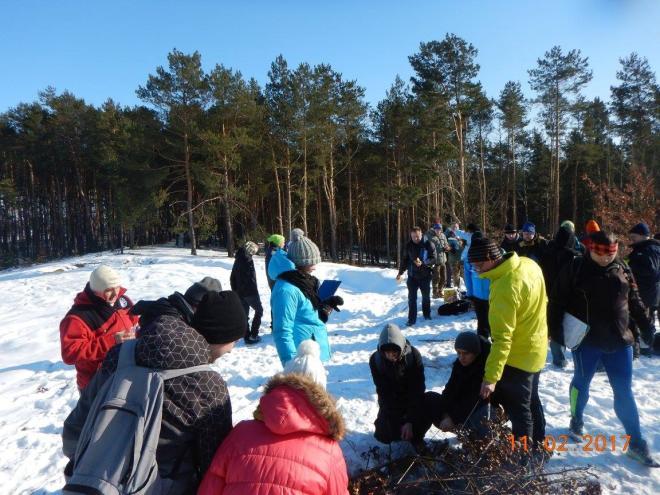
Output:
[522, 221, 536, 234]
[629, 223, 650, 237]
[433, 223, 442, 230]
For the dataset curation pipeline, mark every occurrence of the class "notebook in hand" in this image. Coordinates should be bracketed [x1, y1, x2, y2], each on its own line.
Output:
[318, 280, 341, 300]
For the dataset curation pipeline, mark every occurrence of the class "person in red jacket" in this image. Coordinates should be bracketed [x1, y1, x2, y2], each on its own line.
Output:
[198, 372, 349, 495]
[59, 265, 138, 390]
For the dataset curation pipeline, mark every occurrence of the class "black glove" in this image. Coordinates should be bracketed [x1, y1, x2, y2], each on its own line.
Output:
[323, 295, 344, 312]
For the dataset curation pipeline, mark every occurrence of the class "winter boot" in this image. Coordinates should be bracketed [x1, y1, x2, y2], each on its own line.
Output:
[626, 441, 660, 467]
[569, 417, 584, 441]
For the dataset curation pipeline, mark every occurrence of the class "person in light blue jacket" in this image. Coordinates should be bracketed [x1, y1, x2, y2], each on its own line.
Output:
[268, 230, 342, 366]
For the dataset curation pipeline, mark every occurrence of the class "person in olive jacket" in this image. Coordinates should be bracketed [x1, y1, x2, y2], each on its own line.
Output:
[396, 226, 436, 326]
[548, 230, 658, 467]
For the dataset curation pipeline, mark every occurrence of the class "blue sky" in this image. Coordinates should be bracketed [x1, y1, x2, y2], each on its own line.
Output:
[1, 0, 658, 112]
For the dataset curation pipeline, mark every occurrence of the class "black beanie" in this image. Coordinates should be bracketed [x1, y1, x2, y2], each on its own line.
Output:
[504, 223, 517, 233]
[455, 331, 481, 355]
[468, 237, 502, 264]
[184, 277, 223, 306]
[191, 291, 247, 344]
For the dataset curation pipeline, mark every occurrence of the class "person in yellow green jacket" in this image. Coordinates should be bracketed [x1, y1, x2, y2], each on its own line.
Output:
[468, 236, 548, 449]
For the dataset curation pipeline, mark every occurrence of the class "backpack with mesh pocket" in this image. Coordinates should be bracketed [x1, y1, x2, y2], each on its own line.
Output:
[63, 339, 212, 495]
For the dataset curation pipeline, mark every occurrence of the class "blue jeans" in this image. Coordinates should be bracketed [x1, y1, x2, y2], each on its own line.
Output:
[570, 344, 643, 445]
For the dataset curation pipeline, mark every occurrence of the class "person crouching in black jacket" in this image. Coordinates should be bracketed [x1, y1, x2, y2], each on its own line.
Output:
[370, 323, 435, 451]
[426, 332, 491, 436]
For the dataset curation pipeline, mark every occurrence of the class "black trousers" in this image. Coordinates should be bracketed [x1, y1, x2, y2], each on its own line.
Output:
[491, 365, 545, 445]
[240, 294, 263, 338]
[407, 277, 431, 324]
[472, 297, 491, 339]
[374, 392, 436, 444]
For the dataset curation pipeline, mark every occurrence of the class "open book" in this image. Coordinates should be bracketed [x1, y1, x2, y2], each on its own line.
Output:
[563, 312, 589, 350]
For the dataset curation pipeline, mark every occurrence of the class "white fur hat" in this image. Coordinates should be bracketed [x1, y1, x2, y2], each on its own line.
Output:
[89, 265, 122, 293]
[283, 339, 327, 389]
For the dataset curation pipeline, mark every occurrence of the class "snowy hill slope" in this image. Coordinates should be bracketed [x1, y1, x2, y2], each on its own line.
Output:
[0, 246, 658, 494]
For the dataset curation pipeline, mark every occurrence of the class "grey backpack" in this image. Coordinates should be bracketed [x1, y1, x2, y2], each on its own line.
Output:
[63, 339, 212, 495]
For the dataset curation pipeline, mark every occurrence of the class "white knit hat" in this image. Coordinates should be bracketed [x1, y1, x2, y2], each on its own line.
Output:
[283, 340, 327, 389]
[89, 265, 122, 293]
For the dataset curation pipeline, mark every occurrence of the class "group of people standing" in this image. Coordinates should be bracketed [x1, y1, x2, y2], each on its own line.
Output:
[392, 217, 659, 467]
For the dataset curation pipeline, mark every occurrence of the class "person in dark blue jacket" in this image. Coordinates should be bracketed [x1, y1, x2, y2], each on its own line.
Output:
[396, 226, 436, 326]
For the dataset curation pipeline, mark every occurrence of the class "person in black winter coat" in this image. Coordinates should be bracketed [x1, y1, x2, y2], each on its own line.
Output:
[500, 224, 520, 253]
[230, 241, 263, 344]
[426, 332, 491, 435]
[628, 223, 660, 346]
[130, 276, 222, 328]
[62, 291, 248, 493]
[370, 323, 435, 448]
[548, 231, 657, 466]
[396, 226, 436, 326]
[540, 226, 581, 367]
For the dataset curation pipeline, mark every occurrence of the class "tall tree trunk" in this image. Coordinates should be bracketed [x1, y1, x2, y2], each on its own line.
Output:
[302, 134, 309, 234]
[223, 157, 235, 257]
[285, 146, 292, 235]
[271, 147, 284, 234]
[184, 132, 197, 255]
[511, 133, 517, 229]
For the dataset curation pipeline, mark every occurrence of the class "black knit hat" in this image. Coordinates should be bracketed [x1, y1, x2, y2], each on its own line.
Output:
[455, 331, 482, 355]
[184, 277, 223, 306]
[504, 223, 517, 233]
[191, 291, 247, 344]
[468, 237, 502, 264]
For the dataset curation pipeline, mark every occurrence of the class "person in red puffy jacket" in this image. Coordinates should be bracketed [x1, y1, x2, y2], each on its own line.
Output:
[59, 265, 138, 389]
[198, 373, 349, 495]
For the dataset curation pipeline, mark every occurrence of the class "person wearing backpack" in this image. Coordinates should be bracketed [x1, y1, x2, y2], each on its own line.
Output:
[62, 290, 248, 494]
[548, 230, 658, 467]
[131, 276, 222, 329]
[425, 223, 450, 299]
[60, 265, 139, 390]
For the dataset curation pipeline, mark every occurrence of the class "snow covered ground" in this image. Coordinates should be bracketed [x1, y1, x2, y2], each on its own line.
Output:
[0, 245, 658, 494]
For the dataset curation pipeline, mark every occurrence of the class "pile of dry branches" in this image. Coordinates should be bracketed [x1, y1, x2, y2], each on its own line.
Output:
[349, 420, 601, 495]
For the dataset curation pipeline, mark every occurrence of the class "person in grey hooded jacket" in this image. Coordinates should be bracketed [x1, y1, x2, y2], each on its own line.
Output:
[369, 323, 435, 447]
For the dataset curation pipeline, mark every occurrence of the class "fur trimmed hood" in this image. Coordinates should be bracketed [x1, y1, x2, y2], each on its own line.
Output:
[256, 373, 346, 441]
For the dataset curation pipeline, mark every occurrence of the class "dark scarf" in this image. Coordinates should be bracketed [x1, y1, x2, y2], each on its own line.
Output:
[67, 283, 130, 331]
[278, 270, 322, 309]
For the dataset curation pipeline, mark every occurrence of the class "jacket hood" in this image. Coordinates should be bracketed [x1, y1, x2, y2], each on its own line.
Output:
[554, 226, 577, 250]
[257, 373, 345, 441]
[131, 292, 194, 327]
[268, 248, 296, 280]
[136, 314, 211, 369]
[377, 323, 411, 356]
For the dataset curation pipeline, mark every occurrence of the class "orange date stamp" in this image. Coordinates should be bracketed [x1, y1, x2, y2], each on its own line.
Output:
[508, 434, 631, 452]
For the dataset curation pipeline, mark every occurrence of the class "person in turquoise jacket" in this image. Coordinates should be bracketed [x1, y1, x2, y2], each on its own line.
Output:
[269, 230, 343, 366]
